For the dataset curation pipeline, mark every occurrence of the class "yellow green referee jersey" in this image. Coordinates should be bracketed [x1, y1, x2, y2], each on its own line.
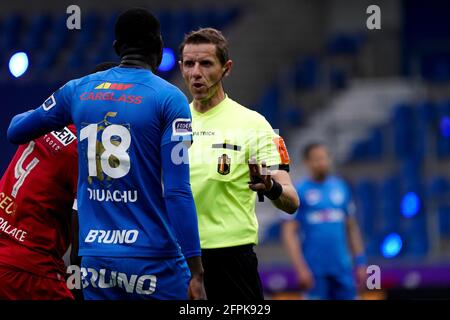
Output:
[189, 95, 290, 249]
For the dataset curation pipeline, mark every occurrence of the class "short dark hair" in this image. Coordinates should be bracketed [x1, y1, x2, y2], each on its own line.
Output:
[302, 142, 326, 159]
[114, 8, 163, 69]
[179, 28, 229, 66]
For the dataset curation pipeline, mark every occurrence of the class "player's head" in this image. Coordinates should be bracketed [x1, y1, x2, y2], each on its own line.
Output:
[92, 62, 119, 73]
[303, 142, 331, 180]
[113, 8, 163, 72]
[179, 28, 232, 102]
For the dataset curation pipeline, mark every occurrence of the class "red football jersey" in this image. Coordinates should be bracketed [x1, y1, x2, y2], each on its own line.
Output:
[0, 125, 77, 280]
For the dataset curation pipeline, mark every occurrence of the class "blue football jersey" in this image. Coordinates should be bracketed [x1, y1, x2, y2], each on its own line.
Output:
[293, 176, 355, 275]
[30, 67, 194, 258]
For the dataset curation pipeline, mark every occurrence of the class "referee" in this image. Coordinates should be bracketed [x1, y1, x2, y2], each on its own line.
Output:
[179, 28, 299, 300]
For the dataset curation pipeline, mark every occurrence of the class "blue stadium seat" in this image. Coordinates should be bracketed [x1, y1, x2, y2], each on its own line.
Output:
[24, 14, 52, 51]
[354, 179, 379, 238]
[438, 206, 450, 236]
[416, 100, 436, 126]
[211, 7, 240, 28]
[436, 100, 450, 158]
[326, 33, 365, 56]
[403, 215, 428, 256]
[380, 176, 401, 232]
[392, 103, 416, 159]
[73, 13, 102, 52]
[421, 53, 450, 83]
[156, 10, 172, 44]
[168, 10, 193, 49]
[293, 57, 319, 90]
[2, 13, 24, 49]
[282, 107, 303, 127]
[92, 13, 118, 65]
[349, 141, 369, 161]
[190, 9, 212, 30]
[67, 48, 85, 70]
[400, 157, 422, 190]
[429, 176, 450, 197]
[35, 46, 59, 71]
[329, 67, 348, 90]
[257, 84, 280, 128]
[348, 127, 384, 161]
[47, 13, 72, 51]
[367, 126, 384, 159]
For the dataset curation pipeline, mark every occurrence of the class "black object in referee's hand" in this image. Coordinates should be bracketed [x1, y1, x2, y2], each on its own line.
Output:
[248, 157, 268, 202]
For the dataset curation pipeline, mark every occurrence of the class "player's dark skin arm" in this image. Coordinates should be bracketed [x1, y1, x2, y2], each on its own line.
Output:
[248, 159, 299, 214]
[186, 257, 206, 300]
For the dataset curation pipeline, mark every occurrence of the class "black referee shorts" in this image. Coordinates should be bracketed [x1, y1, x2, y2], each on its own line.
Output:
[201, 244, 264, 301]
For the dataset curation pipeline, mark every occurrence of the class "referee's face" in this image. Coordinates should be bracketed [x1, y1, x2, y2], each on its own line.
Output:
[180, 43, 226, 102]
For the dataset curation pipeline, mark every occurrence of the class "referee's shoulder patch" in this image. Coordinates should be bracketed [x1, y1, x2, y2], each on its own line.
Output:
[273, 136, 290, 165]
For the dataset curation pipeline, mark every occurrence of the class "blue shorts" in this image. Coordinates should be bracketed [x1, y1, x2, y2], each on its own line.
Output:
[306, 272, 356, 300]
[80, 256, 191, 300]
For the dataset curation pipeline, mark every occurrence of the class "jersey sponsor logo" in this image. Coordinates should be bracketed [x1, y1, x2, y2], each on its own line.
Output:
[273, 137, 290, 165]
[95, 82, 134, 90]
[84, 229, 139, 244]
[66, 265, 157, 295]
[305, 189, 321, 205]
[80, 92, 142, 104]
[50, 127, 76, 146]
[307, 209, 345, 224]
[0, 216, 27, 242]
[172, 118, 192, 136]
[42, 94, 56, 111]
[193, 131, 215, 136]
[217, 154, 231, 175]
[0, 192, 15, 216]
[87, 188, 138, 203]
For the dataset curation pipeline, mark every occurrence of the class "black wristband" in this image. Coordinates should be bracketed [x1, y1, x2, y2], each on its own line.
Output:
[264, 179, 283, 200]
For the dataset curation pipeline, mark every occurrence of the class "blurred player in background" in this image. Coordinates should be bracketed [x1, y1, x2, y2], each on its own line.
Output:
[179, 28, 299, 300]
[282, 142, 367, 300]
[7, 8, 205, 300]
[0, 62, 117, 300]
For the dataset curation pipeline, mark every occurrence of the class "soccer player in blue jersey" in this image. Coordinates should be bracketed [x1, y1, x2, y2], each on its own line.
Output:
[7, 8, 205, 300]
[282, 142, 366, 300]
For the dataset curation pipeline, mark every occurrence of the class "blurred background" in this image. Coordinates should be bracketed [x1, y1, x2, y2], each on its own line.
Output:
[1, 0, 450, 299]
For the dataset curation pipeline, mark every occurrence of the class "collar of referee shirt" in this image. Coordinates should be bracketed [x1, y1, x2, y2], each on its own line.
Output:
[119, 54, 153, 70]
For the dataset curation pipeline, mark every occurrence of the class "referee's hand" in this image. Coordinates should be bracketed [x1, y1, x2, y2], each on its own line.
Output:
[248, 157, 273, 201]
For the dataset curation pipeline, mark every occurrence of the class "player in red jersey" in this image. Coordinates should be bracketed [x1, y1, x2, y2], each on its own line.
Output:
[0, 124, 78, 300]
[0, 62, 117, 300]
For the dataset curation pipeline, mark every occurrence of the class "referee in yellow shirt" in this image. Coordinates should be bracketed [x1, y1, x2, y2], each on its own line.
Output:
[179, 28, 299, 300]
